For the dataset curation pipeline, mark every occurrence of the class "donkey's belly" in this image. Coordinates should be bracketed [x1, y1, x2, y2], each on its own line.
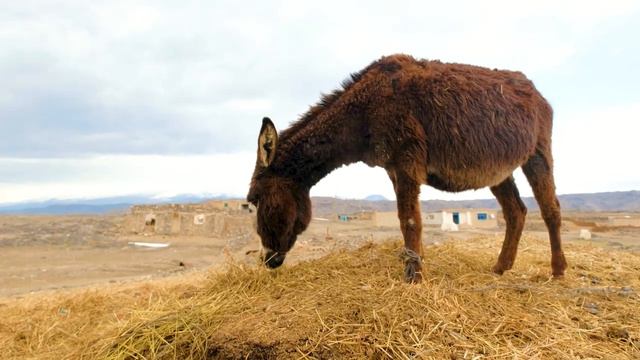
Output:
[426, 164, 518, 192]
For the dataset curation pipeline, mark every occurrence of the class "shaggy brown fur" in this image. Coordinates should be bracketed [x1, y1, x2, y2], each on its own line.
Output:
[248, 54, 567, 282]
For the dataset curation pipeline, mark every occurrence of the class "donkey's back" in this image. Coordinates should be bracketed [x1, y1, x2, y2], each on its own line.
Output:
[363, 55, 552, 191]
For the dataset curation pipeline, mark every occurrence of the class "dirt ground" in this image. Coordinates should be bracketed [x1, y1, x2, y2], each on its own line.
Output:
[0, 212, 638, 299]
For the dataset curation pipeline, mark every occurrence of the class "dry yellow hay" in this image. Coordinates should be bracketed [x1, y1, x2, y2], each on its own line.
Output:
[0, 274, 206, 360]
[1, 235, 639, 359]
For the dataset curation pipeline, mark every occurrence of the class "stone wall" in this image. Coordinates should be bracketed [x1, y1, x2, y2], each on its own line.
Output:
[123, 202, 254, 237]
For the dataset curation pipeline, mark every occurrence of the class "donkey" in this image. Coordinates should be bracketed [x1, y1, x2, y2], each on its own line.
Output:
[247, 54, 567, 283]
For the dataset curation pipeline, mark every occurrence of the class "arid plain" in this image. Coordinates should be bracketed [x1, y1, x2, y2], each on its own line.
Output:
[1, 207, 638, 298]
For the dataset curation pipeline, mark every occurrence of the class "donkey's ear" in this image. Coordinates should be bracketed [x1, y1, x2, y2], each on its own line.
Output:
[258, 117, 278, 167]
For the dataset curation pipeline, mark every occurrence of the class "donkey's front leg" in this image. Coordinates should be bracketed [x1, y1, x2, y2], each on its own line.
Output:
[394, 174, 424, 283]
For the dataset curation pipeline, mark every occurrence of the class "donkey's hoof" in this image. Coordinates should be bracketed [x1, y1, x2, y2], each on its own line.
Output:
[404, 263, 423, 283]
[491, 265, 505, 275]
[552, 255, 568, 278]
[491, 262, 512, 275]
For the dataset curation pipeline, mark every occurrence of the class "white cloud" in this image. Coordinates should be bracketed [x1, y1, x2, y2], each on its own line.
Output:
[1, 0, 639, 202]
[553, 102, 640, 194]
[0, 153, 256, 203]
[0, 154, 498, 204]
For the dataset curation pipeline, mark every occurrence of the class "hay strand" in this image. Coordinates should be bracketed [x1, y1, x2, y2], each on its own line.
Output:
[1, 235, 638, 359]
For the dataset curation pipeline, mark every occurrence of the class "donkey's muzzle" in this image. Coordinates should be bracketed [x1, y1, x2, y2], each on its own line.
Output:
[263, 250, 286, 269]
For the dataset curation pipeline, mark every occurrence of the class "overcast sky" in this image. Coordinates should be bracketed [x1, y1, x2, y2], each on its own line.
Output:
[1, 0, 639, 204]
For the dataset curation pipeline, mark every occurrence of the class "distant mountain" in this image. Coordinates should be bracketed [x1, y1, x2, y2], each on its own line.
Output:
[0, 203, 134, 215]
[0, 193, 238, 215]
[312, 190, 640, 215]
[553, 191, 640, 212]
[364, 194, 388, 201]
[2, 191, 638, 215]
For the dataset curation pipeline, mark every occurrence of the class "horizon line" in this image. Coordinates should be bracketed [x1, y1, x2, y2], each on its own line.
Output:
[1, 189, 638, 207]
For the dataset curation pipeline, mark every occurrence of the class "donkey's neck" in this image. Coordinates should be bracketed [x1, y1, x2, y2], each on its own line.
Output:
[271, 111, 365, 189]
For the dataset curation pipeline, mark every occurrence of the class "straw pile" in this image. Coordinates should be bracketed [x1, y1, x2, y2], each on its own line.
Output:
[0, 276, 206, 359]
[1, 234, 639, 359]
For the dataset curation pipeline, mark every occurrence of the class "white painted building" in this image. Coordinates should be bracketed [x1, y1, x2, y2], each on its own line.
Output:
[367, 209, 499, 230]
[424, 209, 498, 231]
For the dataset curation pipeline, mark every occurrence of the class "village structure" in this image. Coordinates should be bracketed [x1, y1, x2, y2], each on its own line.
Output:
[125, 199, 500, 239]
[337, 208, 498, 231]
[424, 209, 498, 231]
[123, 200, 255, 237]
[122, 198, 640, 244]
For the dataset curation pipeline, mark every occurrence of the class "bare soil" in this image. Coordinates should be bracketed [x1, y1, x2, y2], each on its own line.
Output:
[0, 212, 638, 299]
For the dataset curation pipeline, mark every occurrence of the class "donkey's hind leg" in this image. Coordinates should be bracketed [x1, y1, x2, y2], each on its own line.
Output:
[490, 176, 527, 275]
[522, 151, 568, 277]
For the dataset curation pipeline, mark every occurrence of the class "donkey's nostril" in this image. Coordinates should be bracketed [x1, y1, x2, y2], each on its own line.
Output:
[263, 250, 286, 269]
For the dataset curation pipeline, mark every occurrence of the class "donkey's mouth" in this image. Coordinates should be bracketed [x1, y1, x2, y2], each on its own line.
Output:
[263, 250, 286, 269]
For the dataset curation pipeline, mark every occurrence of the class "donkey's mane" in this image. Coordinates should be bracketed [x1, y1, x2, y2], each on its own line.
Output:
[279, 55, 424, 142]
[279, 63, 374, 142]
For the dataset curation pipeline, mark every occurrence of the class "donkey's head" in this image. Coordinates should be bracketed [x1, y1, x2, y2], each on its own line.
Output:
[247, 117, 311, 269]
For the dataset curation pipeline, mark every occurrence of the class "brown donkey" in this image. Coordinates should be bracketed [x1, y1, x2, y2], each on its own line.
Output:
[247, 54, 567, 283]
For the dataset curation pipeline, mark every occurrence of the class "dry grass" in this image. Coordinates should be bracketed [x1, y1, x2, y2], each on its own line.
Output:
[1, 235, 639, 359]
[0, 275, 206, 359]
